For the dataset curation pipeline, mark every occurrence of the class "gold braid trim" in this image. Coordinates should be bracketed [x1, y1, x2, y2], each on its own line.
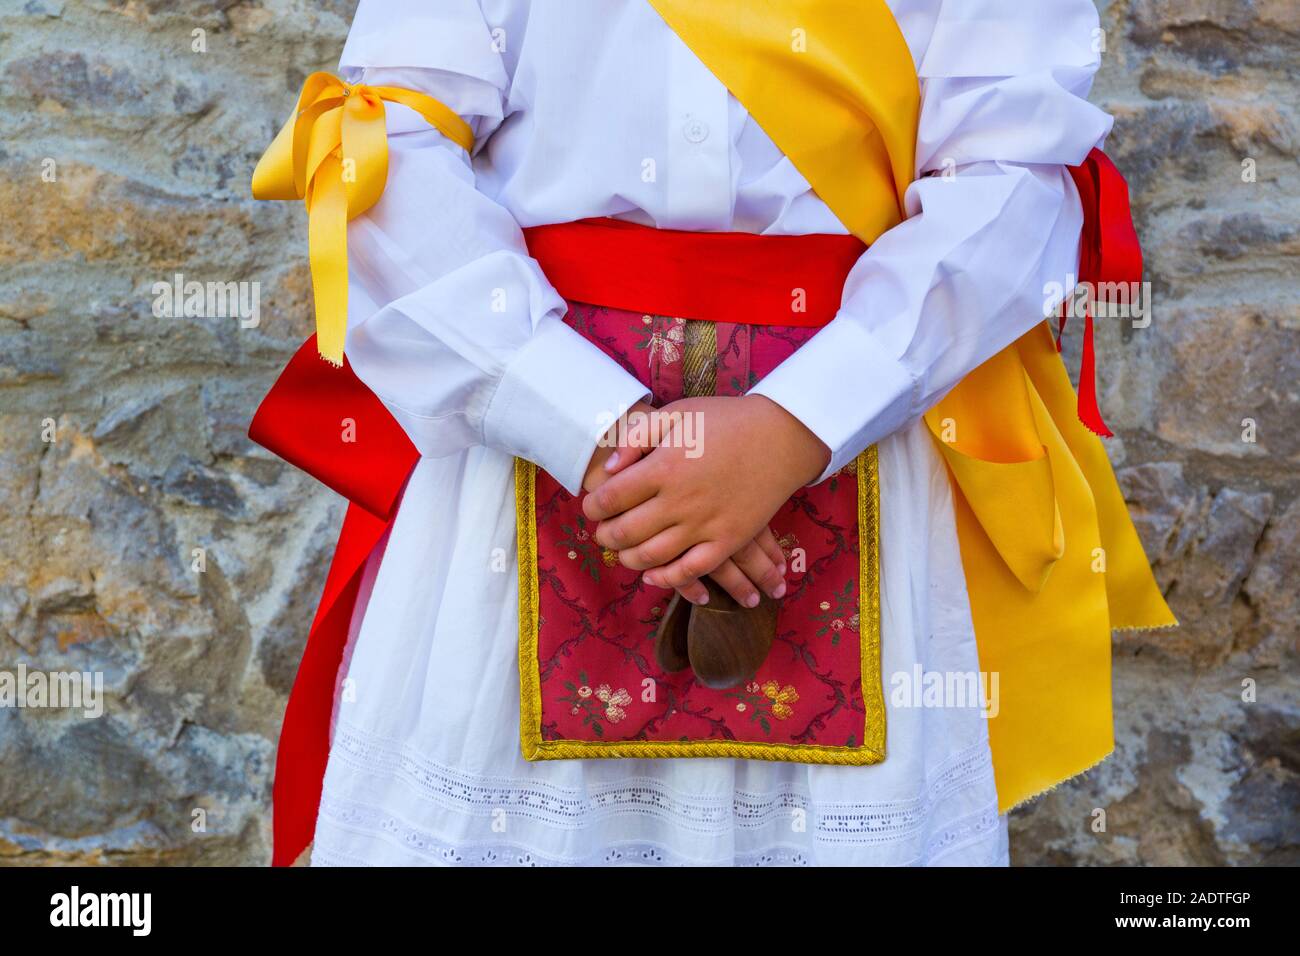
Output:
[516, 448, 884, 764]
[680, 318, 718, 398]
[858, 444, 886, 758]
[515, 458, 544, 760]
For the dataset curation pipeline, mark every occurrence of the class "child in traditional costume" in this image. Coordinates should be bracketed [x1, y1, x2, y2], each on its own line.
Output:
[250, 0, 1174, 866]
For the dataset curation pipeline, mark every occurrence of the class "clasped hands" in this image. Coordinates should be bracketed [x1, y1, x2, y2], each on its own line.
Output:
[581, 395, 831, 607]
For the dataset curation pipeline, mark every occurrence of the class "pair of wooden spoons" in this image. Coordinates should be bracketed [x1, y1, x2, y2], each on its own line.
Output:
[654, 578, 778, 689]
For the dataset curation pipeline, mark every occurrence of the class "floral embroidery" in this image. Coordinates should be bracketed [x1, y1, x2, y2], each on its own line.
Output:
[557, 516, 603, 582]
[634, 315, 686, 365]
[762, 681, 800, 720]
[596, 684, 633, 723]
[726, 680, 799, 734]
[813, 581, 857, 645]
[776, 532, 800, 560]
[559, 673, 632, 737]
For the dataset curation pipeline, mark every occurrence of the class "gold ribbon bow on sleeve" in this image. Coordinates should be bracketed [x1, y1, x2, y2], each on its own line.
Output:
[251, 72, 475, 365]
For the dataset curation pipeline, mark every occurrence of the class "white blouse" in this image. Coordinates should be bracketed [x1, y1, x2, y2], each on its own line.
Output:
[339, 0, 1113, 492]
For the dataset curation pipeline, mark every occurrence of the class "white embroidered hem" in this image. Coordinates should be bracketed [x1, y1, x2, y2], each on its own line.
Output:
[311, 722, 1006, 867]
[308, 423, 1004, 867]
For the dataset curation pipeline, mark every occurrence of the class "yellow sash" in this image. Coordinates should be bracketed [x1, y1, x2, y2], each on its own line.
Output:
[647, 0, 1176, 809]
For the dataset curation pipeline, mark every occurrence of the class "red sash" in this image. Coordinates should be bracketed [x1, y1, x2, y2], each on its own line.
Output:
[248, 340, 417, 866]
[252, 148, 1132, 865]
[524, 217, 864, 327]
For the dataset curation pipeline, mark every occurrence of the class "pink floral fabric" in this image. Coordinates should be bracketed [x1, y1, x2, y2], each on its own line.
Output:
[529, 303, 871, 751]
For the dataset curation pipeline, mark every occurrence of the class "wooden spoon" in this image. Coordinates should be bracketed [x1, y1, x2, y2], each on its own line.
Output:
[654, 592, 692, 673]
[685, 579, 777, 690]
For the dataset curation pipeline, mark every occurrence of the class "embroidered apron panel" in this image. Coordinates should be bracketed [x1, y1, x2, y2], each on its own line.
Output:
[517, 302, 883, 763]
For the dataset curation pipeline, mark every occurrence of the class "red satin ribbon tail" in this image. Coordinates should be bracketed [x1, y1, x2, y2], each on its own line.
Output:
[1065, 147, 1142, 439]
[271, 502, 391, 866]
[270, 575, 358, 866]
[1076, 309, 1113, 438]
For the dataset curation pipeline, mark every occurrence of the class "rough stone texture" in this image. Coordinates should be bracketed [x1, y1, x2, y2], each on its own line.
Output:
[0, 1, 1294, 866]
[1010, 0, 1299, 866]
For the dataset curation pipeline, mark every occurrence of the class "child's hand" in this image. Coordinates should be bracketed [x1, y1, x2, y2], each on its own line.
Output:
[582, 400, 657, 494]
[660, 526, 788, 608]
[584, 394, 830, 597]
[584, 400, 788, 607]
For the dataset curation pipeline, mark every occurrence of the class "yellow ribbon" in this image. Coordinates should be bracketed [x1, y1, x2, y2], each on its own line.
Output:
[648, 0, 1176, 810]
[251, 73, 474, 365]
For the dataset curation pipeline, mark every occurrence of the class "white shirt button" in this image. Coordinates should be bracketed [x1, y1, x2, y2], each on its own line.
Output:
[682, 117, 709, 143]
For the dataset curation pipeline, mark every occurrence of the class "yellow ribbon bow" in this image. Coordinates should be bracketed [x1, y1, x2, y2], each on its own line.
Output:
[251, 72, 474, 365]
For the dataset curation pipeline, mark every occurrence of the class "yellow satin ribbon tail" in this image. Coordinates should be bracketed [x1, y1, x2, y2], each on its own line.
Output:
[1016, 324, 1176, 632]
[647, 0, 1175, 810]
[250, 73, 474, 365]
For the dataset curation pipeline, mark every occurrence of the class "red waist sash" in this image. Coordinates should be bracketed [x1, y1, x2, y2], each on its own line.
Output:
[524, 217, 865, 327]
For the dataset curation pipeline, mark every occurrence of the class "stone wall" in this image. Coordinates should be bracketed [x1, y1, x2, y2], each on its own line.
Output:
[0, 1, 1294, 866]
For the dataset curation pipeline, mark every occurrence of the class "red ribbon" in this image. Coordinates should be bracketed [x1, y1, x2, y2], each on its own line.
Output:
[248, 336, 417, 866]
[1061, 148, 1144, 438]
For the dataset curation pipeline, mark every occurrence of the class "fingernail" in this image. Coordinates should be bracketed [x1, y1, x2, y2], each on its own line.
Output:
[643, 572, 657, 587]
[745, 593, 760, 608]
[773, 582, 786, 599]
[604, 452, 620, 472]
[778, 563, 787, 576]
[695, 593, 709, 606]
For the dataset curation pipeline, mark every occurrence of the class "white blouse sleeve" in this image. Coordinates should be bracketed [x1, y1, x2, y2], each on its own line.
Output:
[339, 0, 649, 495]
[748, 0, 1115, 481]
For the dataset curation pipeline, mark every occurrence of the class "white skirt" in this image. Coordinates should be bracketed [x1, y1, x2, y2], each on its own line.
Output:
[309, 419, 1006, 866]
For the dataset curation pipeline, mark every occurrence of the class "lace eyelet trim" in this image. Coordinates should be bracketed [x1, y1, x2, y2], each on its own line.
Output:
[313, 720, 1002, 865]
